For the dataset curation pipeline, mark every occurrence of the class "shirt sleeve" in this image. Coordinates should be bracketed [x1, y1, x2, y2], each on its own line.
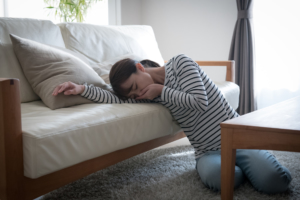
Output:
[80, 82, 157, 104]
[160, 54, 209, 112]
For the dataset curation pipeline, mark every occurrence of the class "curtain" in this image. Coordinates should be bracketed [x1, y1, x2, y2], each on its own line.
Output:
[229, 0, 257, 115]
[253, 0, 300, 110]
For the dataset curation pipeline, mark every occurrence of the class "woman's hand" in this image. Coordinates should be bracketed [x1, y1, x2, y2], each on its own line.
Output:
[52, 81, 85, 96]
[135, 84, 164, 100]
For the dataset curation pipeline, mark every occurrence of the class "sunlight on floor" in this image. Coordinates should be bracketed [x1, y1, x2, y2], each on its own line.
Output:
[154, 137, 191, 150]
[170, 151, 194, 157]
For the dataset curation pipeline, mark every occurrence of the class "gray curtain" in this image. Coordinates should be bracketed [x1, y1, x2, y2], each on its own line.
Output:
[229, 0, 257, 115]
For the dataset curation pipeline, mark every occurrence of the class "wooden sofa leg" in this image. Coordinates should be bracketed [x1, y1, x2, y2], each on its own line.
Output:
[0, 78, 24, 200]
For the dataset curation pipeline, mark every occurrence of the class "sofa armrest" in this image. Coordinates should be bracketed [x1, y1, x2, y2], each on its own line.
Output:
[164, 60, 235, 83]
[0, 78, 24, 199]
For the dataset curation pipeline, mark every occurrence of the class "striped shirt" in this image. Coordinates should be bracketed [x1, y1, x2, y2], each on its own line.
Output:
[80, 54, 240, 159]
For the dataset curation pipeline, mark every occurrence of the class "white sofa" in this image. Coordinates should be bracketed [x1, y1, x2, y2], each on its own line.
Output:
[0, 17, 240, 200]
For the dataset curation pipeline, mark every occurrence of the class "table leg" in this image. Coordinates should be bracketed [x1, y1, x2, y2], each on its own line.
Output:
[221, 127, 236, 200]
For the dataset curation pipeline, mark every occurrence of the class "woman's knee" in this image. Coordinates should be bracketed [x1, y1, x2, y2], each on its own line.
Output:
[252, 164, 292, 194]
[236, 149, 292, 194]
[196, 153, 245, 192]
[196, 156, 222, 191]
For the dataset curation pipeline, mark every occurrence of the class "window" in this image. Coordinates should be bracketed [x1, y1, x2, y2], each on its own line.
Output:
[253, 0, 300, 109]
[1, 0, 108, 25]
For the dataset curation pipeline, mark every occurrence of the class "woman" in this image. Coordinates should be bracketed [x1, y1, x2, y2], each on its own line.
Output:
[52, 54, 292, 194]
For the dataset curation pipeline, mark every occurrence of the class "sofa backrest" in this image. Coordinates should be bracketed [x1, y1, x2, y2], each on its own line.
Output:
[0, 17, 66, 103]
[57, 23, 164, 67]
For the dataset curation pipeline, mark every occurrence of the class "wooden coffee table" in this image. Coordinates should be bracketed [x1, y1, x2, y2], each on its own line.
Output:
[220, 95, 300, 200]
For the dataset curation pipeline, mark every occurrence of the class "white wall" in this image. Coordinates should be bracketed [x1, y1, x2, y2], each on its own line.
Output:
[121, 0, 237, 61]
[121, 0, 142, 25]
[0, 0, 4, 17]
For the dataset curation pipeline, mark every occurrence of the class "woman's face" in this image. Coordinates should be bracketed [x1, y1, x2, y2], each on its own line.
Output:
[120, 63, 154, 99]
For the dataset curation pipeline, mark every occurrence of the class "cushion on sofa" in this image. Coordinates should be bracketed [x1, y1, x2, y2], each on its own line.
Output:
[57, 23, 165, 70]
[21, 101, 182, 179]
[214, 81, 240, 110]
[9, 33, 112, 110]
[0, 17, 66, 103]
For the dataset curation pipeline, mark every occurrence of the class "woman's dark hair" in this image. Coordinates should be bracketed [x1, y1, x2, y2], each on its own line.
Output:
[109, 58, 161, 100]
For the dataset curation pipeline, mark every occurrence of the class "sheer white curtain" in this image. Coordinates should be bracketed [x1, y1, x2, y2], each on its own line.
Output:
[253, 0, 300, 110]
[0, 0, 108, 25]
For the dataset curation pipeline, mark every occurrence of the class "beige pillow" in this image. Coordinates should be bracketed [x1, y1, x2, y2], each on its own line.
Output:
[9, 33, 112, 110]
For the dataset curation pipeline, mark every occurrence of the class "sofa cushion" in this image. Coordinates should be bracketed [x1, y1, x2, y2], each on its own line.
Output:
[0, 17, 66, 103]
[57, 23, 165, 70]
[21, 101, 182, 179]
[215, 81, 240, 110]
[9, 33, 112, 110]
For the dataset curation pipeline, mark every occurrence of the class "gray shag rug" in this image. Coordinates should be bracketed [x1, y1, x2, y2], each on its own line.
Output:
[38, 145, 300, 200]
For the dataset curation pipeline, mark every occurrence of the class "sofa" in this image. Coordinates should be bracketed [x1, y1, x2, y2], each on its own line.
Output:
[0, 17, 240, 200]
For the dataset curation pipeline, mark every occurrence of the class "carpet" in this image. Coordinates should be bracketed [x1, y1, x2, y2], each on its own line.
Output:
[39, 145, 300, 200]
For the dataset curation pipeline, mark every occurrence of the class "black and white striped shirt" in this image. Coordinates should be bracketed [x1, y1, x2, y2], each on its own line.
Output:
[81, 54, 240, 159]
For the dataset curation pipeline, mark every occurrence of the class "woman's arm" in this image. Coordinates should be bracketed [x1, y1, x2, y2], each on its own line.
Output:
[160, 54, 209, 112]
[80, 82, 156, 104]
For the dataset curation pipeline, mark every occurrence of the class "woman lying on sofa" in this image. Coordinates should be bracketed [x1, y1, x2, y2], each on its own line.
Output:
[52, 53, 292, 194]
